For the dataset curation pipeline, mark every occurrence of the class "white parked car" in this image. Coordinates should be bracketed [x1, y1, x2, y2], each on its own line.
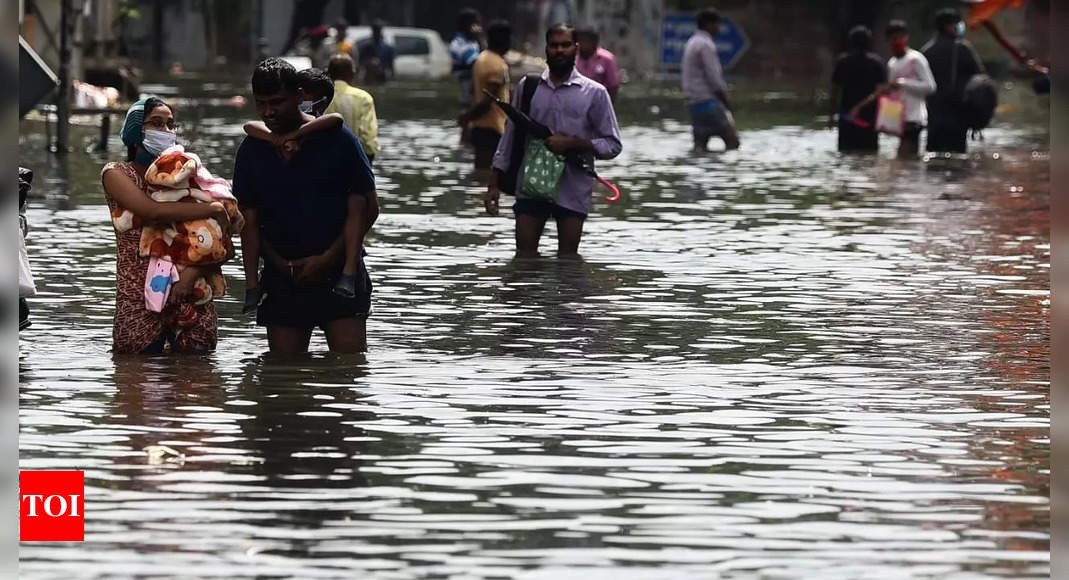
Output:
[505, 50, 546, 79]
[344, 26, 451, 80]
[279, 55, 313, 71]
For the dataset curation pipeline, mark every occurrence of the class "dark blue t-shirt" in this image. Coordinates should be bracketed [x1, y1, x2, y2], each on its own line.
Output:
[232, 126, 375, 260]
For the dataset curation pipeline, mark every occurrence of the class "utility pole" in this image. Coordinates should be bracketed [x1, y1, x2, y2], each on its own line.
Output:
[249, 0, 257, 65]
[55, 0, 73, 155]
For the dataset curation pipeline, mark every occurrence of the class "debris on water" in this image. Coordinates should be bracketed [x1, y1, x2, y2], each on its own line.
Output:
[143, 445, 184, 465]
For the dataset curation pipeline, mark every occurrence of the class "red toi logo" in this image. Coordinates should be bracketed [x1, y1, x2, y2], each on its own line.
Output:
[20, 471, 84, 541]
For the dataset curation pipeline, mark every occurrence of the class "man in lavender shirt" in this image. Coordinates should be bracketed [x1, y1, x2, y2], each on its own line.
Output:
[681, 8, 739, 151]
[485, 23, 622, 258]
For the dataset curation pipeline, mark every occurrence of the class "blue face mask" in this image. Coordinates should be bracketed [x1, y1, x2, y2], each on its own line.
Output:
[955, 21, 966, 37]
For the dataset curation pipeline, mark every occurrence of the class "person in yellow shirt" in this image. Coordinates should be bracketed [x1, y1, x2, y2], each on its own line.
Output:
[324, 54, 380, 162]
[334, 18, 353, 56]
[457, 20, 511, 175]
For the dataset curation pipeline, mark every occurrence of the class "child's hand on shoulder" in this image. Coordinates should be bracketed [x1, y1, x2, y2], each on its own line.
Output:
[280, 139, 300, 158]
[270, 131, 292, 148]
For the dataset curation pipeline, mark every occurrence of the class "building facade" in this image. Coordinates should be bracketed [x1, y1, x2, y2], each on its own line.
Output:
[20, 0, 1048, 82]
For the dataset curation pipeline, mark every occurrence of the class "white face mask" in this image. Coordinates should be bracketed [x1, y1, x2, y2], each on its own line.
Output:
[143, 129, 177, 156]
[955, 21, 966, 37]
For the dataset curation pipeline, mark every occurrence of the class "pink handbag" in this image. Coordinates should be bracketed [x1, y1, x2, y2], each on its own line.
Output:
[874, 95, 905, 136]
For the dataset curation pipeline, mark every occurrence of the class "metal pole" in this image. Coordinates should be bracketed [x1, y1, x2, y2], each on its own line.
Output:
[55, 0, 72, 155]
[249, 0, 256, 65]
[97, 113, 110, 151]
[153, 0, 163, 66]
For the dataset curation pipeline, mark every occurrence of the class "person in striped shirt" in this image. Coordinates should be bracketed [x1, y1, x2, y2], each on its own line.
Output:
[450, 7, 484, 145]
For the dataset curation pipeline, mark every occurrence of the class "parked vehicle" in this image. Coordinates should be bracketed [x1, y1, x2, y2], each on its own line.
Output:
[279, 55, 313, 71]
[505, 50, 546, 79]
[344, 26, 451, 80]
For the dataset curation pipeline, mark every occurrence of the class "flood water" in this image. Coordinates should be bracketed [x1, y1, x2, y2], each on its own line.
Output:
[18, 79, 1049, 578]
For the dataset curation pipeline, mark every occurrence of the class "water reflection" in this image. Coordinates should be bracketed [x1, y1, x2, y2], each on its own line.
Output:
[477, 256, 619, 357]
[110, 356, 228, 458]
[235, 355, 371, 488]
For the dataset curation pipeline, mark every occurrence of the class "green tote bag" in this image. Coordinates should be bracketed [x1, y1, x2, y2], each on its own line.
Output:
[520, 139, 567, 201]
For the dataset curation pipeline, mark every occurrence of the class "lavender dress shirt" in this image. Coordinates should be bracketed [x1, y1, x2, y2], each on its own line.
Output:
[492, 68, 623, 215]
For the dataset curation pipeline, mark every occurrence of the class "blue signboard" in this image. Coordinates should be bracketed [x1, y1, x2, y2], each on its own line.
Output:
[661, 13, 749, 70]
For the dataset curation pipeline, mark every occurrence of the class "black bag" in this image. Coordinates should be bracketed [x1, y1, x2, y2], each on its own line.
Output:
[18, 167, 33, 210]
[500, 73, 541, 196]
[950, 40, 997, 132]
[961, 74, 998, 132]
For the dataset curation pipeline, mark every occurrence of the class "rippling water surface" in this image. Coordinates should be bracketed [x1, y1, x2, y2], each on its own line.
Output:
[18, 80, 1049, 578]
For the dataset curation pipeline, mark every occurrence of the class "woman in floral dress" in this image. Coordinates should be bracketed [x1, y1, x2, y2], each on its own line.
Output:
[102, 97, 232, 354]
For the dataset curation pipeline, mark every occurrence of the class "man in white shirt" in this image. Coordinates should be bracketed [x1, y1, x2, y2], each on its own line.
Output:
[851, 20, 936, 158]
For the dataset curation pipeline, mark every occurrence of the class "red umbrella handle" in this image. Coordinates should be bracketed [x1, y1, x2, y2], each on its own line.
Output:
[597, 176, 620, 202]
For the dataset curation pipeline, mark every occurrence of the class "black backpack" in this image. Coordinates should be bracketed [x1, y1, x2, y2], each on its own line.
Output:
[500, 73, 541, 195]
[950, 40, 997, 133]
[961, 74, 998, 132]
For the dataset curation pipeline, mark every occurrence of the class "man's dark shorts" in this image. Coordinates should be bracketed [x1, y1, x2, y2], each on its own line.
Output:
[257, 253, 372, 329]
[837, 117, 878, 152]
[688, 99, 735, 141]
[470, 127, 502, 153]
[513, 198, 587, 221]
[926, 116, 967, 153]
[903, 122, 923, 144]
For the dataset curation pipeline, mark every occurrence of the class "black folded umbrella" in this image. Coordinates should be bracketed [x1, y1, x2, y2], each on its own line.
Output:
[485, 90, 620, 201]
[486, 89, 551, 139]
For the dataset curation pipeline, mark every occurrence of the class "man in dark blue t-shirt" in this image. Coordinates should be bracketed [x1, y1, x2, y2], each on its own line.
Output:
[234, 57, 379, 354]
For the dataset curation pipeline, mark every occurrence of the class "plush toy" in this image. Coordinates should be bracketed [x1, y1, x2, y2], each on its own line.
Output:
[110, 205, 141, 233]
[191, 272, 226, 305]
[145, 148, 197, 188]
[143, 257, 225, 312]
[139, 214, 230, 265]
[110, 145, 243, 311]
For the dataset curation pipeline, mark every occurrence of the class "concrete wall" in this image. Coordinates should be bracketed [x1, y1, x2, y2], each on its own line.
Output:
[576, 0, 1047, 82]
[573, 0, 664, 80]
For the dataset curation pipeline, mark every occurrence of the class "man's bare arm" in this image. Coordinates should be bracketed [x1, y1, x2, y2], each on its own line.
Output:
[240, 207, 261, 289]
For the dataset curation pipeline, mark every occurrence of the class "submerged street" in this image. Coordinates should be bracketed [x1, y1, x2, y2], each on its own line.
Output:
[18, 78, 1049, 578]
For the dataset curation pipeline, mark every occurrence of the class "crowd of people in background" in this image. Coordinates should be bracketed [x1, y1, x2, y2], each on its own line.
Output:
[833, 7, 1033, 158]
[15, 4, 1047, 355]
[278, 3, 1035, 163]
[87, 11, 628, 357]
